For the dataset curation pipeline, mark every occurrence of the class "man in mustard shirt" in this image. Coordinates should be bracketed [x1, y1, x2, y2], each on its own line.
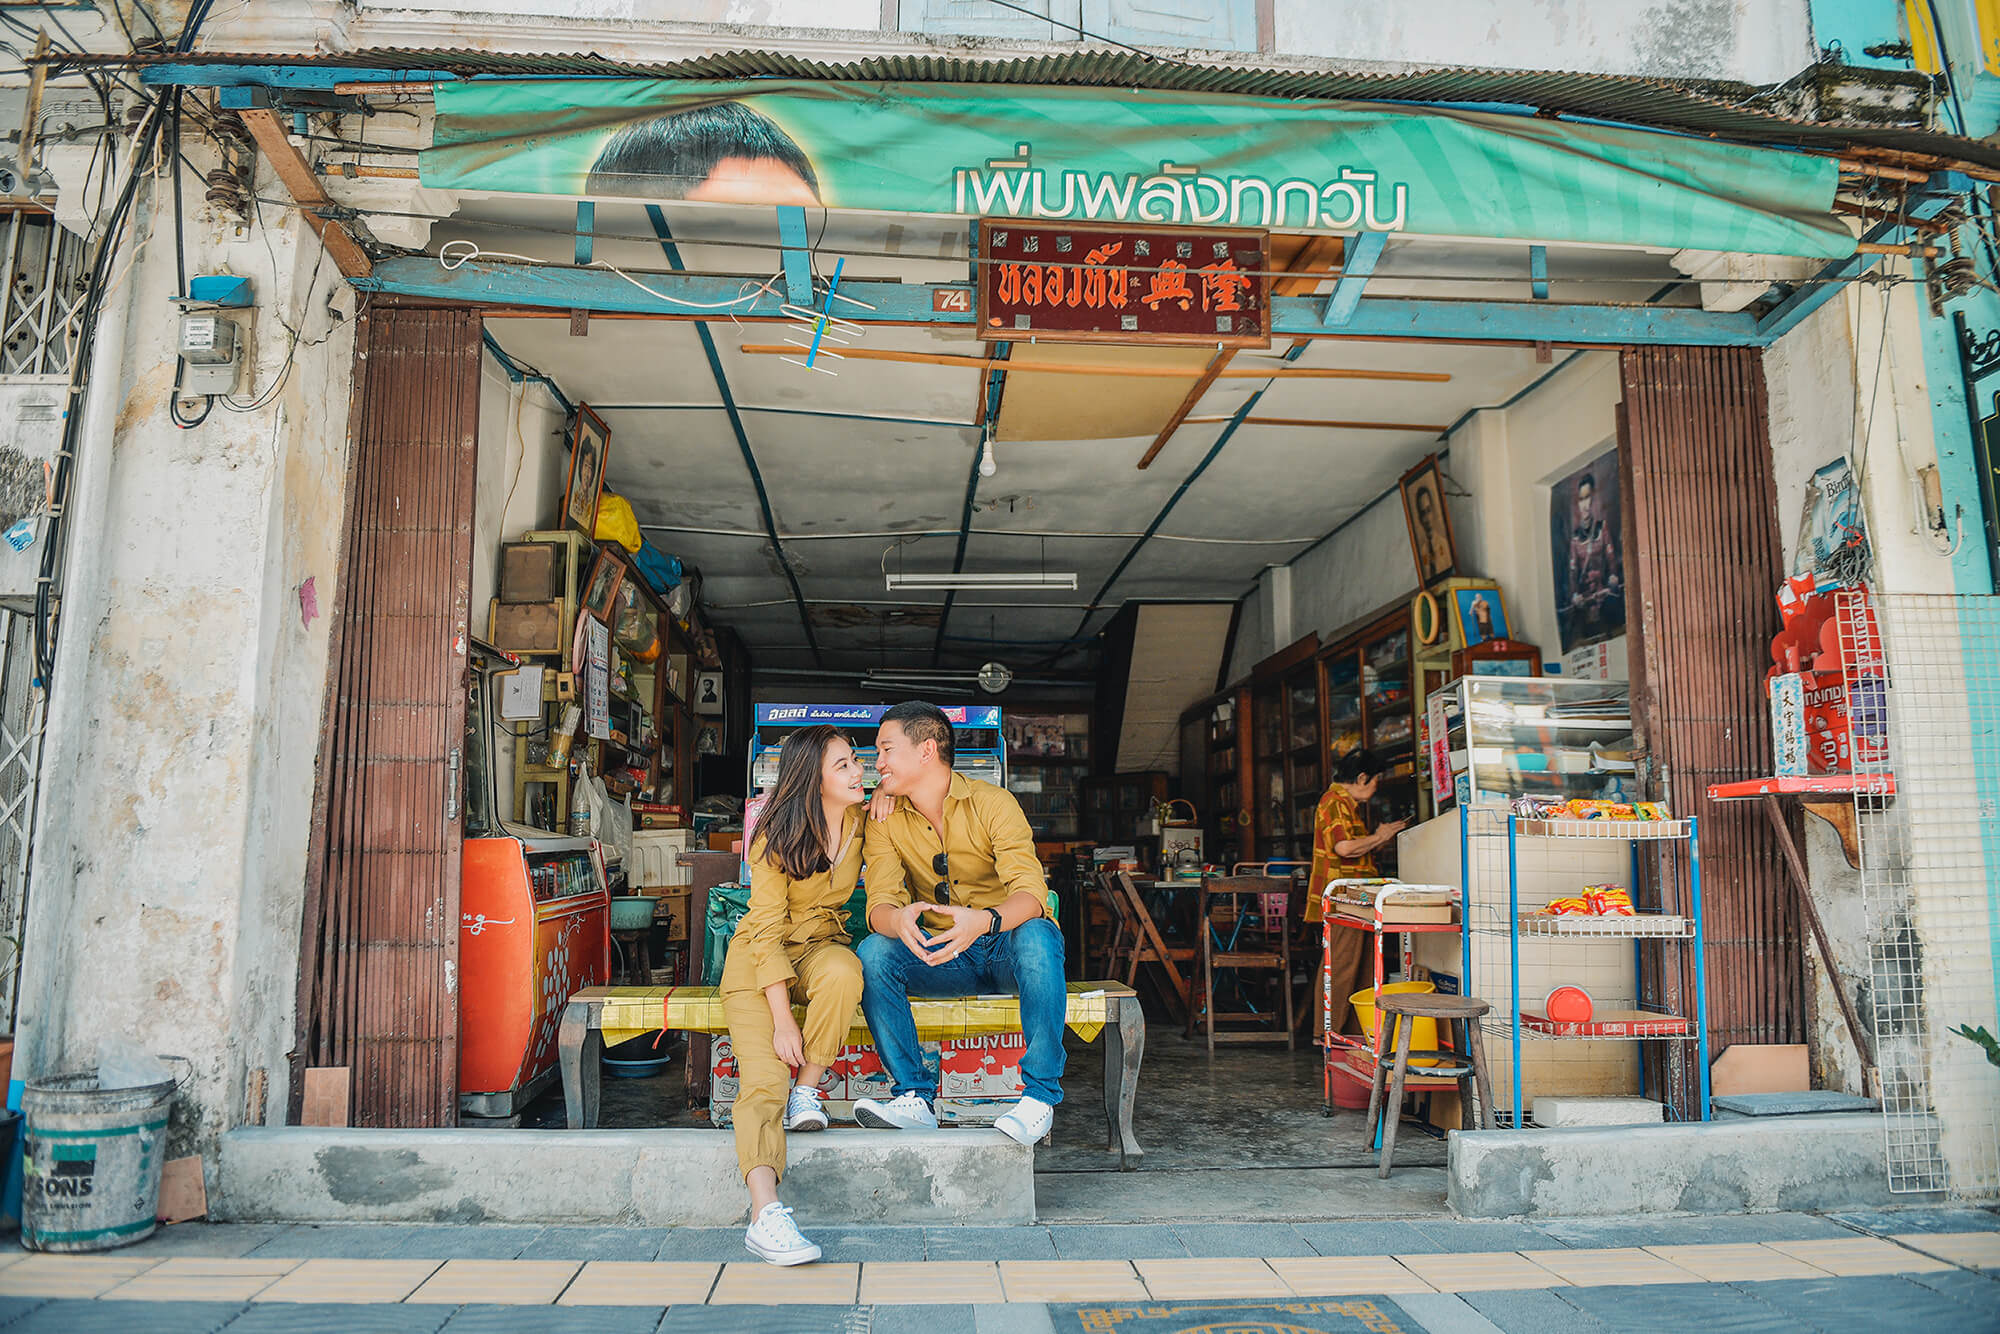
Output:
[852, 701, 1066, 1145]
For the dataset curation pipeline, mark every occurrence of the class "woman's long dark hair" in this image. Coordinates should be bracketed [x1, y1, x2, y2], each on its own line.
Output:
[755, 724, 852, 882]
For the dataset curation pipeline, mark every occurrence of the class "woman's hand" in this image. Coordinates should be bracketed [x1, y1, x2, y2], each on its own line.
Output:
[868, 789, 897, 822]
[772, 1016, 806, 1069]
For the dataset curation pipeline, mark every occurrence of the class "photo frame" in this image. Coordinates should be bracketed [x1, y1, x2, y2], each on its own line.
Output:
[1452, 637, 1542, 679]
[563, 405, 611, 537]
[694, 671, 724, 716]
[1399, 454, 1458, 587]
[580, 548, 625, 625]
[1451, 584, 1510, 648]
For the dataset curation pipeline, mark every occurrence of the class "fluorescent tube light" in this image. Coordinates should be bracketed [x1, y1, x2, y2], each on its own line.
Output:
[884, 571, 1078, 591]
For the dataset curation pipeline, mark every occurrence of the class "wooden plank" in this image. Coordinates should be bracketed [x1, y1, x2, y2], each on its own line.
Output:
[157, 1156, 208, 1224]
[238, 107, 373, 278]
[734, 344, 1448, 381]
[301, 1067, 352, 1126]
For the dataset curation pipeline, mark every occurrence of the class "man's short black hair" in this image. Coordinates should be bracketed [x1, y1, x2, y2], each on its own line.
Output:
[882, 700, 954, 769]
[1577, 471, 1596, 494]
[585, 101, 819, 199]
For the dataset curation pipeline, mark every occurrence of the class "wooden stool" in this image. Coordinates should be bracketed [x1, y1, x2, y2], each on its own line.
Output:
[612, 928, 653, 987]
[1362, 992, 1496, 1178]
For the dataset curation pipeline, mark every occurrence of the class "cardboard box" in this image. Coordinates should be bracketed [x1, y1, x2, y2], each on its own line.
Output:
[710, 1034, 740, 1103]
[939, 1033, 1026, 1100]
[837, 1041, 940, 1104]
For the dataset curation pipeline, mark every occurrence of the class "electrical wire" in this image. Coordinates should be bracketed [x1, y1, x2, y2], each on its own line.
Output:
[438, 239, 788, 310]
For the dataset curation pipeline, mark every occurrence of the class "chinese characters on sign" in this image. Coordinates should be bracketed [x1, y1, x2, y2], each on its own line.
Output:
[975, 221, 1270, 346]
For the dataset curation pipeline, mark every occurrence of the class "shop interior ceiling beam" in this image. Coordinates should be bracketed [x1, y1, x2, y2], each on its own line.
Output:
[1321, 231, 1387, 326]
[359, 257, 1776, 345]
[1136, 235, 1344, 471]
[1756, 187, 1962, 341]
[777, 206, 812, 308]
[641, 204, 821, 666]
[237, 107, 373, 279]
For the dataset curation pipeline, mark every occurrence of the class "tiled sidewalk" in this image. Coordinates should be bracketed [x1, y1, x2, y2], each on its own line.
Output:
[0, 1209, 1990, 1332]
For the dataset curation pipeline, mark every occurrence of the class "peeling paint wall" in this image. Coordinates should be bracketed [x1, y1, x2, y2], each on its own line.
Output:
[14, 163, 354, 1169]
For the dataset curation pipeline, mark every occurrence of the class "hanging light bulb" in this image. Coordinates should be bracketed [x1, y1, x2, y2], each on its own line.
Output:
[978, 437, 997, 478]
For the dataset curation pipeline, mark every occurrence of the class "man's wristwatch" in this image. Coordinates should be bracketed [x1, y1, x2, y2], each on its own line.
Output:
[984, 907, 1004, 936]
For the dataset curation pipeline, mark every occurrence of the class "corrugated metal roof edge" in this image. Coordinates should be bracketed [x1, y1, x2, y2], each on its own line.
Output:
[57, 45, 1992, 170]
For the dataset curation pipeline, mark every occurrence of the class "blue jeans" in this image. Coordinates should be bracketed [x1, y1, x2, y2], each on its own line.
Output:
[857, 916, 1067, 1106]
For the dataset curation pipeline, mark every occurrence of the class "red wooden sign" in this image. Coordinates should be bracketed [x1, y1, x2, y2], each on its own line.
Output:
[975, 220, 1270, 347]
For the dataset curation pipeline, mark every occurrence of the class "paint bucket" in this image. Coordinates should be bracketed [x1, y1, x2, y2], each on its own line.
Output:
[1350, 980, 1444, 1068]
[20, 1069, 178, 1252]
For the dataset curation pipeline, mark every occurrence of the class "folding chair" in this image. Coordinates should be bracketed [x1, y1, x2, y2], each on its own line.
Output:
[1110, 870, 1195, 1026]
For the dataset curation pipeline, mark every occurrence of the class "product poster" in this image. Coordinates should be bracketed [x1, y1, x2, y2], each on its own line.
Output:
[1792, 457, 1868, 578]
[1549, 447, 1625, 653]
[585, 618, 611, 741]
[423, 80, 1851, 258]
[1427, 691, 1452, 797]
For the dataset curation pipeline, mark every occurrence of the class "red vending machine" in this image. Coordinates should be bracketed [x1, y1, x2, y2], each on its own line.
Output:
[459, 831, 610, 1119]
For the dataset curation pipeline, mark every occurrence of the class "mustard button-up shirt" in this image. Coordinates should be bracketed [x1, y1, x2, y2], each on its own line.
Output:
[730, 804, 864, 991]
[863, 771, 1056, 932]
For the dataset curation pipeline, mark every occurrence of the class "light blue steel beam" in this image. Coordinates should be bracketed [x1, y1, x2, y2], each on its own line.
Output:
[1321, 231, 1386, 325]
[1529, 245, 1549, 300]
[777, 206, 812, 308]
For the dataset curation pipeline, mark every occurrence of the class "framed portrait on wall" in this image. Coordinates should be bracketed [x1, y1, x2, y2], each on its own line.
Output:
[563, 405, 611, 537]
[694, 671, 724, 716]
[580, 548, 624, 624]
[1451, 584, 1509, 648]
[1549, 446, 1625, 653]
[1399, 454, 1457, 587]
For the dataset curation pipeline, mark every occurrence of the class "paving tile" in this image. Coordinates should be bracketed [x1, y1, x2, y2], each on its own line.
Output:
[122, 1223, 295, 1259]
[1135, 1257, 1289, 1299]
[861, 1260, 1004, 1304]
[1391, 1292, 1515, 1334]
[1892, 1230, 2000, 1269]
[1898, 1266, 2000, 1311]
[245, 1224, 546, 1261]
[0, 1297, 47, 1327]
[1828, 1207, 2000, 1235]
[1410, 1221, 1566, 1252]
[557, 1260, 718, 1306]
[97, 1256, 300, 1302]
[209, 1302, 457, 1334]
[708, 1260, 859, 1305]
[654, 1227, 755, 1262]
[1531, 1213, 1849, 1249]
[251, 1258, 443, 1303]
[5, 1300, 248, 1334]
[925, 1227, 1058, 1261]
[1297, 1220, 1447, 1256]
[1518, 1247, 1702, 1287]
[1643, 1243, 1832, 1282]
[656, 1301, 860, 1333]
[405, 1258, 582, 1304]
[998, 1260, 1146, 1302]
[0, 1254, 160, 1298]
[968, 1306, 1060, 1334]
[517, 1227, 674, 1262]
[1730, 1276, 1984, 1333]
[1457, 1287, 1611, 1333]
[1171, 1222, 1316, 1258]
[1397, 1251, 1567, 1292]
[867, 1304, 979, 1334]
[441, 1304, 665, 1334]
[1763, 1236, 1948, 1276]
[1552, 1281, 1802, 1332]
[809, 1226, 928, 1263]
[1268, 1254, 1435, 1294]
[0, 1254, 21, 1272]
[1047, 1224, 1187, 1259]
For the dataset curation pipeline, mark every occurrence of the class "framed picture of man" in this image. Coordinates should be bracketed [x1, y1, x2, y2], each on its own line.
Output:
[1549, 448, 1625, 652]
[1451, 584, 1510, 647]
[1399, 455, 1457, 586]
[563, 405, 611, 537]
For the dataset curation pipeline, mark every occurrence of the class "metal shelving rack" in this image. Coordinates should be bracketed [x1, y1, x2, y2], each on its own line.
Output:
[1460, 810, 1713, 1126]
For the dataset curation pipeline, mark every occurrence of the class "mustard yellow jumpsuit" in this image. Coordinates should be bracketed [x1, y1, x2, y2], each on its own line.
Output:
[719, 806, 866, 1181]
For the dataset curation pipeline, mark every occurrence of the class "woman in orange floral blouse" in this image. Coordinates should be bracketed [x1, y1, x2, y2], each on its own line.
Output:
[1307, 748, 1409, 1038]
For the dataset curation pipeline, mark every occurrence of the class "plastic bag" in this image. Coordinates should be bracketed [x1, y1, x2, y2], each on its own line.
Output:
[96, 1035, 169, 1091]
[593, 492, 642, 553]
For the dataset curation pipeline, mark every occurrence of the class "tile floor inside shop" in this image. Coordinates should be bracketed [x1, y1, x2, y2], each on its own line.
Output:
[522, 1026, 1449, 1175]
[0, 1208, 1994, 1332]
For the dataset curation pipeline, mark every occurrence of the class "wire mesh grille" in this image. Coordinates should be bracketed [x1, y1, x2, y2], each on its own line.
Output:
[1839, 589, 2000, 1196]
[0, 212, 88, 380]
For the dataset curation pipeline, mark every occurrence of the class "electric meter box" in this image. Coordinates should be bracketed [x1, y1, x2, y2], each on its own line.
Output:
[177, 313, 240, 394]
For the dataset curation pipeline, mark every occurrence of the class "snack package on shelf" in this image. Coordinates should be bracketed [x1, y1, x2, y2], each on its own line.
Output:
[1539, 885, 1636, 916]
[1510, 796, 1671, 822]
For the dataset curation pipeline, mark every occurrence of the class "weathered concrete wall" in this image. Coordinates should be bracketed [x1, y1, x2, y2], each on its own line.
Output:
[13, 155, 354, 1177]
[215, 1125, 1036, 1225]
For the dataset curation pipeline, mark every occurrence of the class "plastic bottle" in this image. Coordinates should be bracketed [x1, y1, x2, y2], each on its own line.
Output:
[571, 776, 593, 840]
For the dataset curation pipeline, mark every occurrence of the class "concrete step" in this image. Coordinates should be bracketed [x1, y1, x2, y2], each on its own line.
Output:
[1448, 1112, 1921, 1218]
[215, 1126, 1034, 1227]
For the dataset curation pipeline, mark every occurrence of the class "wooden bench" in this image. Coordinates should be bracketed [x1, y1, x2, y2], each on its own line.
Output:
[558, 980, 1148, 1169]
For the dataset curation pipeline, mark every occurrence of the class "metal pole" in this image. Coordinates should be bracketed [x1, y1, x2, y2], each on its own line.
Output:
[1507, 813, 1523, 1126]
[1689, 817, 1711, 1121]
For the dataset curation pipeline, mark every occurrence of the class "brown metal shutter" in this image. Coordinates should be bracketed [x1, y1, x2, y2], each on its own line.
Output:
[292, 304, 482, 1127]
[1620, 346, 1804, 1107]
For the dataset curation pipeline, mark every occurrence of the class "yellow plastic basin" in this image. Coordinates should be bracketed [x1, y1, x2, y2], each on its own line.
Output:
[1351, 980, 1445, 1068]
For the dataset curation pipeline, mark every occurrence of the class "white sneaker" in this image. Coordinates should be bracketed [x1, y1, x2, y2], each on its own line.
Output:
[993, 1096, 1055, 1146]
[744, 1201, 821, 1266]
[852, 1091, 938, 1130]
[783, 1085, 829, 1132]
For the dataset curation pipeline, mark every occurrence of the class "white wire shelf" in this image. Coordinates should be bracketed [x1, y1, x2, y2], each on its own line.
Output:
[1515, 913, 1693, 939]
[1480, 1012, 1696, 1040]
[1513, 818, 1692, 840]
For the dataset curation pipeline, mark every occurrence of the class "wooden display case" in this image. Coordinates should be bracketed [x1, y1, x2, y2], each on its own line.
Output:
[1251, 663, 1322, 866]
[1181, 687, 1252, 865]
[1080, 771, 1170, 844]
[1320, 606, 1420, 876]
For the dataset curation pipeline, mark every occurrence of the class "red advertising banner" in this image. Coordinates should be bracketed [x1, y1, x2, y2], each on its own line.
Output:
[976, 220, 1271, 347]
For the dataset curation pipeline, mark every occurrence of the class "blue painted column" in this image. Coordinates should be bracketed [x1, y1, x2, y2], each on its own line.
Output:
[1913, 271, 1999, 595]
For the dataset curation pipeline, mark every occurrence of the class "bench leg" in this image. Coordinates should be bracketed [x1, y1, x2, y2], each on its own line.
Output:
[558, 1001, 602, 1130]
[1102, 996, 1145, 1170]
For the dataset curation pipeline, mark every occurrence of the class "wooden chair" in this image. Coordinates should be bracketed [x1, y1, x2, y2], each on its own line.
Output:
[1092, 870, 1136, 983]
[1193, 875, 1295, 1053]
[1362, 991, 1496, 1178]
[1108, 871, 1195, 1026]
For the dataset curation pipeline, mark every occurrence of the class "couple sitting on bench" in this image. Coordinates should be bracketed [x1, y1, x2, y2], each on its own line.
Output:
[720, 701, 1067, 1267]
